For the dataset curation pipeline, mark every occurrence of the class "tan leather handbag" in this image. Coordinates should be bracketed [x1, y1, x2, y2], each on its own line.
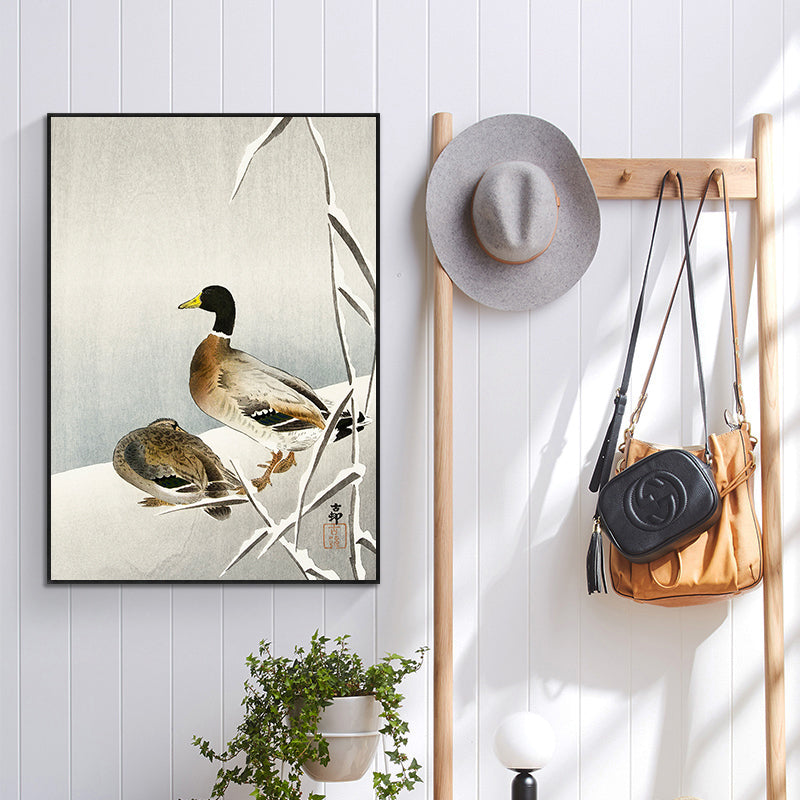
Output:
[608, 172, 762, 606]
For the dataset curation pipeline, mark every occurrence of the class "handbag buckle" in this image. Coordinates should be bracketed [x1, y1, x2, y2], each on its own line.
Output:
[724, 408, 744, 429]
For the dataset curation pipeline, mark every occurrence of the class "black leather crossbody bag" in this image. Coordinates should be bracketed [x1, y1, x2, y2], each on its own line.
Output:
[588, 172, 721, 587]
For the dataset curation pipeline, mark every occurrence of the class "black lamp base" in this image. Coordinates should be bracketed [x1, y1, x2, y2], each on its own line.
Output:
[511, 770, 538, 800]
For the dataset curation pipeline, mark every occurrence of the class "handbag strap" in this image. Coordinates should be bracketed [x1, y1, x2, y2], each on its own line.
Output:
[589, 170, 712, 495]
[623, 170, 747, 441]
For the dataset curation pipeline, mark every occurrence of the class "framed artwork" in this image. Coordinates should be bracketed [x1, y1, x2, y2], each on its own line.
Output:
[48, 114, 379, 583]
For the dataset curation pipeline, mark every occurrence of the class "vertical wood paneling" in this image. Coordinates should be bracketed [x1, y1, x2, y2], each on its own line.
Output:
[528, 3, 582, 798]
[119, 5, 174, 799]
[628, 3, 684, 798]
[70, 0, 119, 110]
[324, 0, 374, 110]
[121, 587, 173, 798]
[0, 0, 19, 796]
[19, 1, 70, 798]
[376, 0, 430, 797]
[477, 1, 531, 796]
[121, 0, 171, 113]
[429, 2, 480, 797]
[478, 0, 528, 117]
[172, 0, 222, 113]
[579, 1, 633, 798]
[274, 0, 324, 110]
[68, 4, 123, 798]
[71, 590, 121, 799]
[223, 0, 272, 112]
[172, 587, 223, 799]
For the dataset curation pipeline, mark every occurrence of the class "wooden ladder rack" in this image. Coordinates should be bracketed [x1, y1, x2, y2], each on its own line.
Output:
[430, 112, 785, 800]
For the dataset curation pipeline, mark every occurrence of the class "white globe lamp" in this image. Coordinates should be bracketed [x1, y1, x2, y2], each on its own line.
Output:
[493, 712, 556, 800]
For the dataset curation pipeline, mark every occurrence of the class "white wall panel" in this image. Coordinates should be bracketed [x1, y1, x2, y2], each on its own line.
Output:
[19, 0, 70, 797]
[121, 0, 171, 113]
[223, 0, 272, 112]
[121, 587, 173, 799]
[528, 5, 582, 799]
[0, 0, 19, 796]
[172, 0, 223, 113]
[172, 587, 223, 799]
[274, 0, 324, 110]
[376, 3, 430, 799]
[579, 0, 633, 797]
[325, 0, 374, 111]
[477, 2, 532, 797]
[5, 1, 798, 799]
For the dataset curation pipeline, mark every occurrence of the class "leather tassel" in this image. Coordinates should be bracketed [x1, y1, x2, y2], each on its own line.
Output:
[587, 518, 608, 594]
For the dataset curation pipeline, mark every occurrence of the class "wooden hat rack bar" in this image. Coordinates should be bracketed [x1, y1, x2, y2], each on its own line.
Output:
[430, 112, 785, 800]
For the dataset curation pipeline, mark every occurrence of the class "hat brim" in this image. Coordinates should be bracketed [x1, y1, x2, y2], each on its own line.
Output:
[426, 114, 601, 312]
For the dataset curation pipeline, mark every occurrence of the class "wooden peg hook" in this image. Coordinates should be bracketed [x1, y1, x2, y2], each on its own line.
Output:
[711, 167, 724, 196]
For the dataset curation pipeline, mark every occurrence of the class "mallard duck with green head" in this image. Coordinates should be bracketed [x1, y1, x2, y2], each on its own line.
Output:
[178, 285, 364, 490]
[113, 417, 242, 520]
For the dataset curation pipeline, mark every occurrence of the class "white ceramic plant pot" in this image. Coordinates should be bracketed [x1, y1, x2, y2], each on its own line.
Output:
[302, 695, 381, 782]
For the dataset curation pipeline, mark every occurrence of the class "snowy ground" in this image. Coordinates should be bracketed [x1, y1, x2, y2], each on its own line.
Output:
[49, 379, 377, 582]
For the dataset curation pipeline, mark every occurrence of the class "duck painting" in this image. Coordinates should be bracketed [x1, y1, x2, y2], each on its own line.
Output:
[113, 418, 242, 520]
[178, 285, 363, 491]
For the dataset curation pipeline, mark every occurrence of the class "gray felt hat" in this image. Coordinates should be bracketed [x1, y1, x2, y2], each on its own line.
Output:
[426, 114, 600, 312]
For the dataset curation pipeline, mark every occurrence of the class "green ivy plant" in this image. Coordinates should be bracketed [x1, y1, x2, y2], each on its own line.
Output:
[191, 631, 427, 800]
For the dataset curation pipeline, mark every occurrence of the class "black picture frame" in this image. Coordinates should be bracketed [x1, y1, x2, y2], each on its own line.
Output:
[48, 113, 379, 584]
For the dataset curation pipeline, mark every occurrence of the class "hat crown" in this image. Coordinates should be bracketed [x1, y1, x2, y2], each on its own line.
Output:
[471, 161, 558, 265]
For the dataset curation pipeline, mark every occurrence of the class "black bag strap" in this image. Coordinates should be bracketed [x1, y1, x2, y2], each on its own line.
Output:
[589, 170, 711, 496]
[623, 170, 746, 441]
[587, 171, 711, 594]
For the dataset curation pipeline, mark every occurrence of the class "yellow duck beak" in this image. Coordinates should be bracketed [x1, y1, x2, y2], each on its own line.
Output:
[178, 292, 203, 309]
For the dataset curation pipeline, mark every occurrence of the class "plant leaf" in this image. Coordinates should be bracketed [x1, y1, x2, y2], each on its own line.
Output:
[337, 283, 374, 327]
[329, 209, 376, 298]
[230, 116, 293, 201]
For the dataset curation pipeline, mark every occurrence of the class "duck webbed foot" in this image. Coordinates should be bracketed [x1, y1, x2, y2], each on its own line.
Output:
[139, 497, 173, 508]
[252, 451, 297, 491]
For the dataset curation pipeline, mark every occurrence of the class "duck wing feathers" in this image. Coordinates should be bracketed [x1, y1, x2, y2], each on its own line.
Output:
[121, 426, 237, 493]
[218, 349, 328, 430]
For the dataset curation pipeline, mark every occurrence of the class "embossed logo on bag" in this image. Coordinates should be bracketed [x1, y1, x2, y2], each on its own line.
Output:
[624, 471, 688, 530]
